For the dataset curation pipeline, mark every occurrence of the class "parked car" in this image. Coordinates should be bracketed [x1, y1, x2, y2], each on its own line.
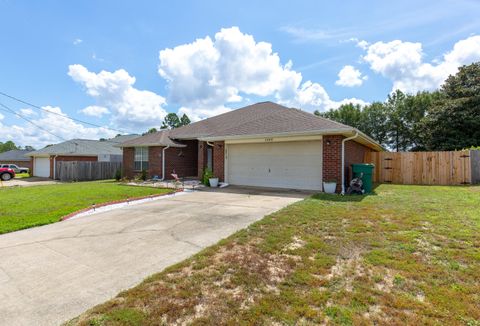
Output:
[0, 167, 15, 181]
[0, 164, 29, 174]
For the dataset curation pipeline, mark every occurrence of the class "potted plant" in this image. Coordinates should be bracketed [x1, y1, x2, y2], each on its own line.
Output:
[202, 168, 218, 187]
[209, 176, 219, 187]
[323, 179, 337, 194]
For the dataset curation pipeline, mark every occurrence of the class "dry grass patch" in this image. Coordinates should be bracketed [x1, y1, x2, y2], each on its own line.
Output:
[68, 185, 480, 325]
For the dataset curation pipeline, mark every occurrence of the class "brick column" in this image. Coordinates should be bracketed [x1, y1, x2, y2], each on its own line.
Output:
[213, 141, 225, 182]
[123, 147, 134, 179]
[198, 141, 206, 178]
[323, 135, 343, 193]
[148, 146, 163, 178]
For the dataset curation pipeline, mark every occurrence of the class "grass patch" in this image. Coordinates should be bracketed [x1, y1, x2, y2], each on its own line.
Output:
[14, 172, 31, 179]
[0, 180, 172, 234]
[68, 184, 480, 325]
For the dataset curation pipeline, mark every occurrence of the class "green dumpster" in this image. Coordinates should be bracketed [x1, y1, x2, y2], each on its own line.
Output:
[351, 163, 375, 193]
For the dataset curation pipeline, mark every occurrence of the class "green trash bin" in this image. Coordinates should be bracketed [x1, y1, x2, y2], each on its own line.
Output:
[351, 163, 375, 193]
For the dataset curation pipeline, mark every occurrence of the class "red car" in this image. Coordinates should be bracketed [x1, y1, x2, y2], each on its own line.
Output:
[0, 167, 15, 181]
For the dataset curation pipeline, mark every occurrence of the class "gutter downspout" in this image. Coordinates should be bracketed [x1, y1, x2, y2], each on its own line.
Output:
[160, 146, 170, 181]
[206, 141, 214, 147]
[341, 132, 359, 195]
[53, 155, 58, 180]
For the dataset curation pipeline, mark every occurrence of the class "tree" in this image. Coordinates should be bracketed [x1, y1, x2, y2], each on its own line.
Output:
[180, 113, 191, 126]
[24, 145, 35, 151]
[384, 90, 440, 152]
[160, 113, 191, 130]
[142, 127, 158, 135]
[161, 113, 181, 129]
[421, 62, 480, 150]
[0, 141, 18, 153]
[318, 103, 363, 129]
[360, 102, 390, 147]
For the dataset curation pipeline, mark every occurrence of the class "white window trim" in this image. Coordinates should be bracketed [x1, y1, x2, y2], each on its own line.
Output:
[134, 147, 149, 171]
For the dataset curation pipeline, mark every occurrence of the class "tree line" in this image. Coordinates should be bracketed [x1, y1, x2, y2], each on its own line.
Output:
[0, 141, 35, 153]
[315, 62, 480, 151]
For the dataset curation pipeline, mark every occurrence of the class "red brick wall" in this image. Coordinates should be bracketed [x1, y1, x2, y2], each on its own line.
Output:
[51, 155, 97, 179]
[123, 140, 198, 180]
[323, 135, 375, 192]
[165, 140, 198, 178]
[213, 141, 225, 182]
[0, 160, 32, 171]
[148, 146, 163, 178]
[123, 148, 134, 179]
[323, 135, 343, 192]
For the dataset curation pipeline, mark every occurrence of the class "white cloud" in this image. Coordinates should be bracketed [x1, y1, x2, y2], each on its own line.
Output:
[73, 38, 83, 45]
[363, 35, 480, 93]
[335, 65, 366, 87]
[68, 64, 168, 129]
[277, 80, 369, 111]
[178, 106, 231, 122]
[19, 108, 36, 117]
[356, 40, 369, 50]
[80, 105, 110, 117]
[0, 106, 116, 148]
[158, 26, 362, 115]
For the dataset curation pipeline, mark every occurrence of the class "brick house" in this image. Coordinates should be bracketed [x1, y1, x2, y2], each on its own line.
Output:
[27, 135, 138, 179]
[0, 149, 33, 171]
[119, 102, 383, 193]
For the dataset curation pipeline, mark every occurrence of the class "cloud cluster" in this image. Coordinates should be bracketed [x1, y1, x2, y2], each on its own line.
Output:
[158, 27, 360, 119]
[69, 64, 168, 128]
[335, 65, 366, 87]
[0, 106, 116, 148]
[362, 35, 480, 93]
[80, 105, 110, 117]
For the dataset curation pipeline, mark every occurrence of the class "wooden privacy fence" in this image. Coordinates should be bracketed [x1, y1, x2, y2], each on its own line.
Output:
[56, 161, 122, 181]
[364, 150, 480, 185]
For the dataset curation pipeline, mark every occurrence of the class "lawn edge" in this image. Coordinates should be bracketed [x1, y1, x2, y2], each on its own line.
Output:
[61, 189, 182, 221]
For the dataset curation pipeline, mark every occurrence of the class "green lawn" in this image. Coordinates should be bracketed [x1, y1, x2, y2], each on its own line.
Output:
[0, 181, 173, 234]
[14, 172, 31, 178]
[69, 184, 480, 326]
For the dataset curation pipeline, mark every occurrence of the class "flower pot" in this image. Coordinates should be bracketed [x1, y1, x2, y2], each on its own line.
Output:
[209, 177, 219, 187]
[323, 182, 337, 194]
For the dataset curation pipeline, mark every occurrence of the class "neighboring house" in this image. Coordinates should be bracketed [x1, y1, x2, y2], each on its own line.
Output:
[119, 102, 382, 192]
[27, 135, 138, 178]
[0, 149, 33, 171]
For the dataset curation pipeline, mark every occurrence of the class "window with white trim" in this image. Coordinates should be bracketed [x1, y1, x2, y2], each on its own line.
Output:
[134, 147, 149, 171]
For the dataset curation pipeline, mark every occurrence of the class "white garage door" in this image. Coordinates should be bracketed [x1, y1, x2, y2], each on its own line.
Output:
[34, 157, 50, 177]
[227, 140, 323, 190]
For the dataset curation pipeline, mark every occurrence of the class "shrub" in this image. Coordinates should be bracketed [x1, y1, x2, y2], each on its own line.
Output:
[114, 169, 122, 181]
[140, 169, 148, 181]
[202, 168, 213, 186]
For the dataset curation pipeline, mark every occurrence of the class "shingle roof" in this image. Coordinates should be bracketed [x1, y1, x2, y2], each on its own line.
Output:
[28, 135, 139, 156]
[118, 102, 381, 150]
[168, 101, 351, 139]
[0, 149, 32, 161]
[118, 130, 186, 148]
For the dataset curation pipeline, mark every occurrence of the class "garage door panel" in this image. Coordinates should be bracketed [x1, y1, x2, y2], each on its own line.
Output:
[34, 157, 50, 177]
[227, 141, 322, 190]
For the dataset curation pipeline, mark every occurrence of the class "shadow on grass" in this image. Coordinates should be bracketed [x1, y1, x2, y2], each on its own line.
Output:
[311, 184, 380, 202]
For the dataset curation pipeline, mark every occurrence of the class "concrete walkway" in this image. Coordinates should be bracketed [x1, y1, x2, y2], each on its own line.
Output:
[0, 187, 307, 326]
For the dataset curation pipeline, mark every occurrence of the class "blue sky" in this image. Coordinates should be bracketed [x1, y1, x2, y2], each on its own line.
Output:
[1, 0, 479, 147]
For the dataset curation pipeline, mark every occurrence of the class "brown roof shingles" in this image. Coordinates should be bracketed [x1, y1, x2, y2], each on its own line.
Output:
[119, 101, 354, 147]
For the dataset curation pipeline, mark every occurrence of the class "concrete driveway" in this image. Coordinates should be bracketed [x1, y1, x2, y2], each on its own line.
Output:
[2, 177, 59, 187]
[0, 187, 308, 326]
